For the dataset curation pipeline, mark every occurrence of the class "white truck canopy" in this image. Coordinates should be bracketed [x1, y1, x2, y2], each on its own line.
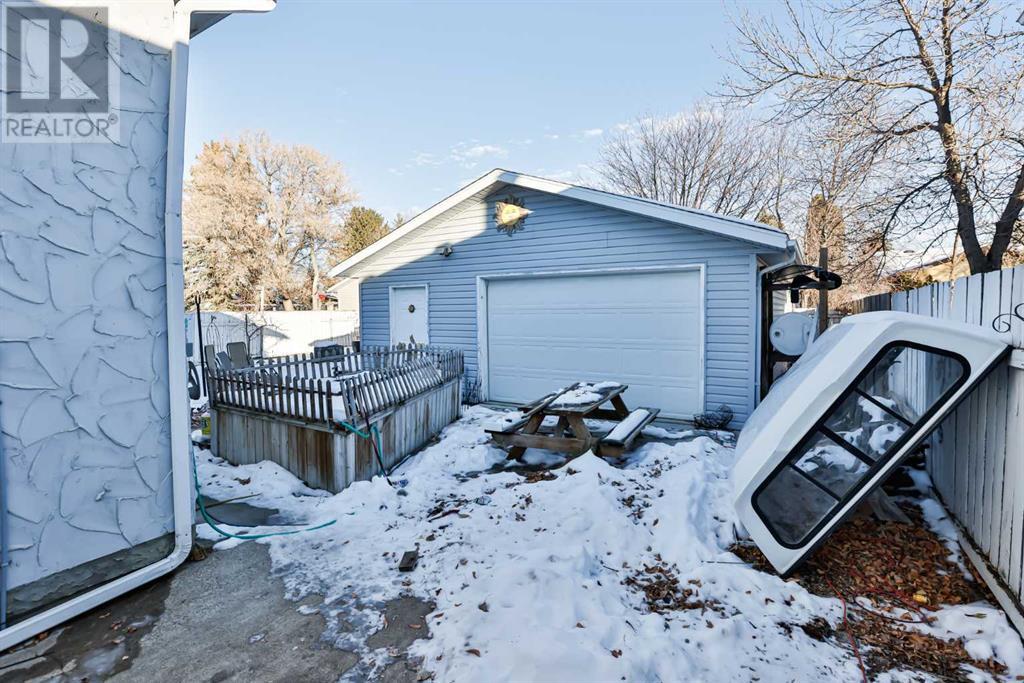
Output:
[734, 311, 1009, 575]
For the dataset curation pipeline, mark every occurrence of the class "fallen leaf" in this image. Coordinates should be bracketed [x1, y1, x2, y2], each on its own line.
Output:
[466, 648, 481, 657]
[478, 602, 489, 612]
[611, 649, 622, 658]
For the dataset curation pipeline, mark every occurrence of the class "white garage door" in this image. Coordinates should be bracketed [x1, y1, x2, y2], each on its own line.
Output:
[485, 269, 703, 419]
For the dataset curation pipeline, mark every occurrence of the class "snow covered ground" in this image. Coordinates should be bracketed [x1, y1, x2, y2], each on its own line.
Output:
[194, 406, 1024, 682]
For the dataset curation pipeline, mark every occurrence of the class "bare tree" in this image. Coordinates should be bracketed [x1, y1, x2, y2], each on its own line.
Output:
[596, 103, 795, 225]
[795, 120, 889, 301]
[183, 139, 268, 308]
[247, 132, 357, 310]
[184, 132, 356, 310]
[723, 0, 1024, 274]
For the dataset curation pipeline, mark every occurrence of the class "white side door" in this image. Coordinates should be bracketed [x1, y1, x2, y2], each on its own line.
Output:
[390, 285, 429, 345]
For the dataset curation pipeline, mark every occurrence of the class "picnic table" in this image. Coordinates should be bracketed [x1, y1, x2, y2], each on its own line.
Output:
[486, 382, 660, 460]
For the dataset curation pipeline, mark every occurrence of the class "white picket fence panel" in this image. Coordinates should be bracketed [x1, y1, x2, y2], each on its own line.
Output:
[858, 265, 1023, 610]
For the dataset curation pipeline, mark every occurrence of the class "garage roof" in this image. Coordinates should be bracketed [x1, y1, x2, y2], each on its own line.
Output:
[330, 168, 796, 278]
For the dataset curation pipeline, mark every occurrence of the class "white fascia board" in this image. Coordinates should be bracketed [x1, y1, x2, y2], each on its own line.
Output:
[502, 171, 791, 252]
[328, 169, 506, 277]
[790, 239, 806, 265]
[329, 168, 790, 278]
[327, 276, 357, 293]
[757, 240, 802, 268]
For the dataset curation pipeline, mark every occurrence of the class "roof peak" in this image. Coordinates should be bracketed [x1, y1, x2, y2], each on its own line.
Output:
[329, 168, 794, 278]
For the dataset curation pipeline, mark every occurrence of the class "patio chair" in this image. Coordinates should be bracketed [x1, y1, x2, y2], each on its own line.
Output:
[203, 345, 217, 372]
[215, 351, 233, 370]
[226, 341, 250, 369]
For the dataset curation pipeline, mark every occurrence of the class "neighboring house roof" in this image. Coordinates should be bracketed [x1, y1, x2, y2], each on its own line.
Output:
[329, 169, 796, 278]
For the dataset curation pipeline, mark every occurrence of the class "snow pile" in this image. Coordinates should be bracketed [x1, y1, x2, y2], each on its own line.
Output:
[604, 408, 650, 442]
[913, 604, 1024, 672]
[196, 450, 330, 520]
[194, 406, 1023, 681]
[551, 381, 621, 406]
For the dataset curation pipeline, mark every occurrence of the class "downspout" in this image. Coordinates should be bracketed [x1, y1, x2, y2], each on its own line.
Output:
[1, 413, 8, 631]
[160, 0, 202, 594]
[0, 0, 275, 651]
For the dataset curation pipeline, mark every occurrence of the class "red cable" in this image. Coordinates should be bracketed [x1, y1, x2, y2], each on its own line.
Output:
[849, 566, 926, 617]
[824, 576, 868, 683]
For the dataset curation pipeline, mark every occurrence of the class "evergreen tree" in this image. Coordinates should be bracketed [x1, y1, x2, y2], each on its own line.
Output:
[340, 206, 389, 258]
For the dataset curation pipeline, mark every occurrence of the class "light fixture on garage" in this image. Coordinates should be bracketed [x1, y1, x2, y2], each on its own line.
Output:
[439, 245, 454, 258]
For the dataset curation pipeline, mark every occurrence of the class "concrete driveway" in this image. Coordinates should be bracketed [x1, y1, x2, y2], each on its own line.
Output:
[1, 531, 434, 682]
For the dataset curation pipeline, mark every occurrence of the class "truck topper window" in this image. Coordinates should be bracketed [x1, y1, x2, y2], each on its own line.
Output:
[753, 343, 969, 548]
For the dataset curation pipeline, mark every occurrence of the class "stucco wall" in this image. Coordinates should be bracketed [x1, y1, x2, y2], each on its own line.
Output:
[0, 3, 177, 612]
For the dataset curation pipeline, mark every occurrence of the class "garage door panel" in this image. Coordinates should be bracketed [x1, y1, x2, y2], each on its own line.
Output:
[486, 270, 703, 419]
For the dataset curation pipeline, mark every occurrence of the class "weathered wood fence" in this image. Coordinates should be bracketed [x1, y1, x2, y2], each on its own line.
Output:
[842, 265, 1024, 622]
[208, 346, 465, 493]
[208, 346, 464, 424]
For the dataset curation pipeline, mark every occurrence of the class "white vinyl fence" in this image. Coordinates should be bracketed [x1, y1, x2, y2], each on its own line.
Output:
[847, 265, 1024, 618]
[185, 310, 359, 361]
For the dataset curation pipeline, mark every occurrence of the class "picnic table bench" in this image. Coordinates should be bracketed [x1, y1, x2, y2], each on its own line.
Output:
[486, 382, 660, 460]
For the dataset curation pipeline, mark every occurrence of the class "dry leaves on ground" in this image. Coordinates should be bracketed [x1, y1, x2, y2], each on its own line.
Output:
[731, 501, 1005, 680]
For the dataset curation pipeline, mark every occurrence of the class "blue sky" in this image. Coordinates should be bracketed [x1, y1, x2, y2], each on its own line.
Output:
[185, 1, 753, 220]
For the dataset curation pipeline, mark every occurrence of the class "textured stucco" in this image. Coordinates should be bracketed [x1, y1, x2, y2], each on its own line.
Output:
[0, 7, 176, 608]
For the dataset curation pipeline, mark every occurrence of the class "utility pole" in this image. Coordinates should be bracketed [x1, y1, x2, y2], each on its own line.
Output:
[816, 247, 829, 337]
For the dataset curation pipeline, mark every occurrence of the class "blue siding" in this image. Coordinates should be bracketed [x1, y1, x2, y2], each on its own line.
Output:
[349, 187, 772, 424]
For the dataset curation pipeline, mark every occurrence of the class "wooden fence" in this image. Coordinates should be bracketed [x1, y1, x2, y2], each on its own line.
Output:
[842, 265, 1024, 621]
[252, 345, 452, 381]
[208, 345, 465, 493]
[207, 346, 464, 426]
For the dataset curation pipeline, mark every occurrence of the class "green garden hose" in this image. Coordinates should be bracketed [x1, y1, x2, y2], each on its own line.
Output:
[192, 449, 337, 540]
[194, 418, 391, 541]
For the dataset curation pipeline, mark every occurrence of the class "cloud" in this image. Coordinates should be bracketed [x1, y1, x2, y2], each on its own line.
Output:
[410, 152, 443, 167]
[581, 128, 603, 138]
[448, 142, 508, 169]
[456, 143, 507, 159]
[544, 133, 560, 140]
[404, 140, 510, 172]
